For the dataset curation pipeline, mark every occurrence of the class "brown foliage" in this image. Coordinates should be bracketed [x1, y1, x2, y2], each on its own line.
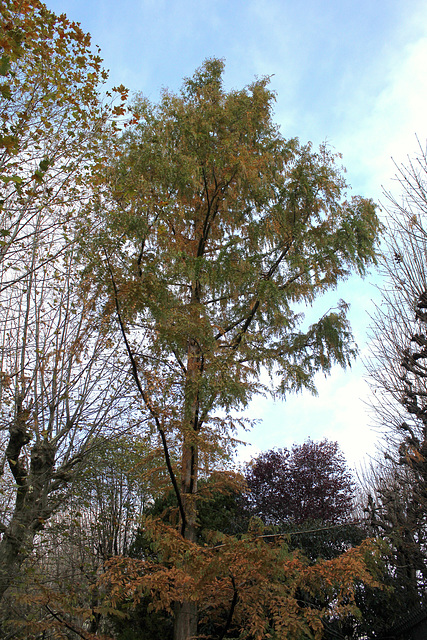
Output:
[100, 518, 381, 640]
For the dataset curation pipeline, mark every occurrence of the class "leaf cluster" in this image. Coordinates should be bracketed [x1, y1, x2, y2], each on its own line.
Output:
[101, 518, 381, 640]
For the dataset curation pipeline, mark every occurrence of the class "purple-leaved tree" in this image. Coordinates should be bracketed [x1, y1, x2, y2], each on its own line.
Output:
[245, 439, 355, 525]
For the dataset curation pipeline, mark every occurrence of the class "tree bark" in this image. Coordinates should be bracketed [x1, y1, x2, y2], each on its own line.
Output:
[174, 601, 198, 640]
[0, 436, 56, 602]
[174, 278, 203, 639]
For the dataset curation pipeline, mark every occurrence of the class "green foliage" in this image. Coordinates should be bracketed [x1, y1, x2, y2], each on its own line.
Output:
[80, 59, 382, 637]
[113, 597, 173, 640]
[132, 473, 249, 548]
[89, 57, 381, 469]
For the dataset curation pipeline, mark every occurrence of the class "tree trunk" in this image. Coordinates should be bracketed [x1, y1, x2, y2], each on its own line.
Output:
[174, 282, 203, 639]
[0, 439, 56, 602]
[174, 443, 199, 640]
[0, 508, 36, 601]
[174, 601, 198, 640]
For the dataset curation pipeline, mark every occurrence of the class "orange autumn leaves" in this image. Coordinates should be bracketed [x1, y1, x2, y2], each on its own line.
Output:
[101, 518, 382, 640]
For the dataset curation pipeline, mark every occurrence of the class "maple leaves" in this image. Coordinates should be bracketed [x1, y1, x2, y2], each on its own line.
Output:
[0, 0, 129, 284]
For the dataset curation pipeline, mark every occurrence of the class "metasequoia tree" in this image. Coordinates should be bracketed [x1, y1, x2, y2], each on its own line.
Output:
[365, 141, 427, 610]
[92, 59, 381, 639]
[102, 523, 380, 640]
[245, 439, 355, 526]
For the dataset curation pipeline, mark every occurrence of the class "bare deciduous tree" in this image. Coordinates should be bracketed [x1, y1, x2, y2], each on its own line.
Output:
[0, 229, 134, 617]
[365, 139, 427, 608]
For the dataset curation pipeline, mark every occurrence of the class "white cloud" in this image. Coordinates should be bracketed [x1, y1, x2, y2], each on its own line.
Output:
[237, 358, 380, 471]
[337, 32, 427, 199]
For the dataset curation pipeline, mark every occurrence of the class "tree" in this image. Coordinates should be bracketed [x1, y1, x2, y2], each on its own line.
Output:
[357, 460, 426, 638]
[102, 522, 381, 640]
[244, 441, 369, 639]
[88, 58, 381, 639]
[0, 0, 126, 290]
[116, 472, 247, 640]
[3, 434, 161, 639]
[364, 140, 427, 630]
[245, 439, 356, 527]
[0, 1, 131, 628]
[0, 239, 133, 624]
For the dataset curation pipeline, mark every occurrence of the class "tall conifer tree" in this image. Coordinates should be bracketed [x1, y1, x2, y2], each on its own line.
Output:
[92, 59, 381, 639]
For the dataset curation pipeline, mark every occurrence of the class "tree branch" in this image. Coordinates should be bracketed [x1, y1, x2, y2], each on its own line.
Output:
[45, 604, 91, 640]
[215, 245, 297, 344]
[104, 251, 187, 535]
[218, 575, 238, 640]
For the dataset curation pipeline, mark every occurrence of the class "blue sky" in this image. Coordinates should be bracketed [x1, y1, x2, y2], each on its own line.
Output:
[47, 0, 427, 468]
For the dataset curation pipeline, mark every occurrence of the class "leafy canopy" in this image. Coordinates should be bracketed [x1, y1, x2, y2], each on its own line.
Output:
[245, 439, 356, 526]
[83, 58, 383, 640]
[97, 58, 381, 419]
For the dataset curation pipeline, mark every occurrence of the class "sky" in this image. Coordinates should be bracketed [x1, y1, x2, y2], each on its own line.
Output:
[46, 0, 427, 469]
